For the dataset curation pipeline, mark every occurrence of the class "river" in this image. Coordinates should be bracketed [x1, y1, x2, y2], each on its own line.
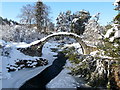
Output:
[19, 52, 68, 89]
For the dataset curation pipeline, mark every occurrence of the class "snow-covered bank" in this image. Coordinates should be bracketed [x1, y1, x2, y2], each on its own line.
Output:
[1, 41, 59, 88]
[46, 42, 84, 89]
[46, 60, 78, 88]
[1, 38, 84, 89]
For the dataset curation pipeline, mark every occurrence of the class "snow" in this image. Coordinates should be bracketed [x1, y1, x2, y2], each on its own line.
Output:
[104, 28, 114, 38]
[46, 42, 84, 88]
[1, 24, 47, 43]
[90, 13, 100, 22]
[90, 50, 99, 56]
[33, 26, 37, 30]
[114, 0, 120, 6]
[113, 24, 119, 31]
[109, 37, 115, 42]
[104, 23, 120, 42]
[42, 41, 59, 58]
[91, 13, 100, 18]
[104, 26, 120, 42]
[14, 42, 30, 48]
[1, 35, 84, 88]
[63, 43, 83, 54]
[1, 40, 58, 88]
[80, 9, 89, 14]
[72, 18, 79, 23]
[114, 30, 120, 38]
[14, 25, 21, 29]
[114, 43, 119, 47]
[3, 66, 48, 88]
[0, 40, 6, 46]
[6, 47, 41, 66]
[17, 32, 82, 48]
[47, 60, 78, 88]
[90, 50, 113, 59]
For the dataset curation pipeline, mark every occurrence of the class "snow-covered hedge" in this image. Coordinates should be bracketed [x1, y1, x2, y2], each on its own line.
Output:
[6, 58, 48, 72]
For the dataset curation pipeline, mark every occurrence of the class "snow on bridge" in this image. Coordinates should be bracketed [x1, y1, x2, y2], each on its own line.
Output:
[18, 32, 96, 56]
[29, 32, 83, 45]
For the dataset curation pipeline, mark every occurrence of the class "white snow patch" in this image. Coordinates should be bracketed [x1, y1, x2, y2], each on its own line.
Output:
[90, 50, 99, 56]
[114, 30, 120, 38]
[14, 25, 21, 29]
[0, 40, 6, 46]
[72, 18, 79, 23]
[104, 28, 114, 38]
[109, 37, 115, 42]
[63, 43, 83, 54]
[47, 60, 78, 88]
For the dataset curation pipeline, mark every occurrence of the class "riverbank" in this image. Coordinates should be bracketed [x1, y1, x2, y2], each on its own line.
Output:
[20, 52, 68, 89]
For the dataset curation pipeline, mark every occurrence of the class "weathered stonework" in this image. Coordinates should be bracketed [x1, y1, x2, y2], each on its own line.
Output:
[18, 32, 96, 56]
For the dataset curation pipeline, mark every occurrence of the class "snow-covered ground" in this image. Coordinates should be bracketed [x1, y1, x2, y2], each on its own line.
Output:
[1, 38, 83, 89]
[47, 60, 79, 89]
[46, 42, 83, 89]
[1, 40, 58, 88]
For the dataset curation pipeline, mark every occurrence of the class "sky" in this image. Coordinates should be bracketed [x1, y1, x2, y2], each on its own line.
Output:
[0, 1, 117, 25]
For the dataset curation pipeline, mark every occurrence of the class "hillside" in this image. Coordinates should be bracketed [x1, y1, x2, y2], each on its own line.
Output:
[0, 17, 19, 25]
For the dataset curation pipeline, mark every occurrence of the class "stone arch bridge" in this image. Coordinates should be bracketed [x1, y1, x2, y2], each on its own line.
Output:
[18, 32, 97, 56]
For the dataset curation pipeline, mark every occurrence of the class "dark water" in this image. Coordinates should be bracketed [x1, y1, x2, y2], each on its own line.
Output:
[19, 52, 68, 89]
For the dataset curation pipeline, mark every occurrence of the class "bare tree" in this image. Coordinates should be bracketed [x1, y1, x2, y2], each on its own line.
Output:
[18, 1, 52, 33]
[18, 4, 35, 27]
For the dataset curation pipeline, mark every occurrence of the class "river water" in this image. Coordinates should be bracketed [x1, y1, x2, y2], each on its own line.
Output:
[19, 52, 68, 89]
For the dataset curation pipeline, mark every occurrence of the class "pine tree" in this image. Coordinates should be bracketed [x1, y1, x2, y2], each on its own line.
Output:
[35, 0, 49, 33]
[99, 0, 120, 60]
[56, 10, 91, 35]
[114, 0, 120, 25]
[35, 1, 44, 32]
[56, 10, 72, 32]
[71, 10, 91, 35]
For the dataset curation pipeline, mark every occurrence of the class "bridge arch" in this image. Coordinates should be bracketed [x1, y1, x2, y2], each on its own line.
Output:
[19, 32, 91, 56]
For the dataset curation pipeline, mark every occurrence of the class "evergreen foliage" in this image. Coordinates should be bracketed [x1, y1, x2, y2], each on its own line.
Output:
[0, 16, 19, 25]
[35, 1, 50, 32]
[100, 0, 120, 60]
[56, 10, 91, 35]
